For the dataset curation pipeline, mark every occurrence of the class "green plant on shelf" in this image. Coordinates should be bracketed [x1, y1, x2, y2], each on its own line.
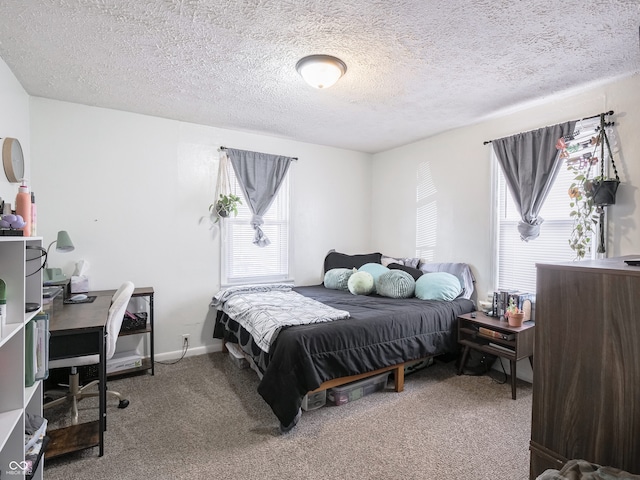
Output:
[506, 298, 522, 316]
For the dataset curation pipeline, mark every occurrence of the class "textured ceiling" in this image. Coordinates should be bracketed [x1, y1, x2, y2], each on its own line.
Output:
[0, 1, 639, 153]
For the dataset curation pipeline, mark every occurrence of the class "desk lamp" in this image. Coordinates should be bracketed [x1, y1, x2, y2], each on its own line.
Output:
[43, 230, 75, 283]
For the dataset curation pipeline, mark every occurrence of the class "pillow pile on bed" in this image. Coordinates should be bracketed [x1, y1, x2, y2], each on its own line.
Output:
[323, 250, 473, 301]
[323, 268, 355, 291]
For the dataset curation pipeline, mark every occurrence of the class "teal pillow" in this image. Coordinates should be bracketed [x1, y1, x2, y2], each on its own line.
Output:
[415, 272, 462, 301]
[348, 271, 375, 295]
[358, 263, 390, 292]
[376, 270, 416, 299]
[324, 268, 354, 291]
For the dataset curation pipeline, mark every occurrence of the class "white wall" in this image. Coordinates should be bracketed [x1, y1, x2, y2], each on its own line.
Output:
[372, 73, 640, 383]
[372, 73, 640, 298]
[29, 98, 372, 359]
[0, 58, 30, 204]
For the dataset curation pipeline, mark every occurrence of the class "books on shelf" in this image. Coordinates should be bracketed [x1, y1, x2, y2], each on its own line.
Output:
[492, 290, 536, 320]
[478, 327, 515, 341]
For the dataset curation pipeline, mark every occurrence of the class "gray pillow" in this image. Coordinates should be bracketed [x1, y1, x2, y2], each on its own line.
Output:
[381, 255, 420, 268]
[324, 268, 354, 291]
[376, 270, 416, 299]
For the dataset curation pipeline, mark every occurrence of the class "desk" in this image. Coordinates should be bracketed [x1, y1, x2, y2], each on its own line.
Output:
[46, 294, 110, 459]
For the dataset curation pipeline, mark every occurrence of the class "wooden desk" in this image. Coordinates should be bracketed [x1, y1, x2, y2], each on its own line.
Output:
[46, 293, 111, 459]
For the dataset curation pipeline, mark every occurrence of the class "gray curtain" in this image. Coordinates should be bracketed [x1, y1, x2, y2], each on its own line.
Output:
[226, 148, 293, 247]
[493, 121, 576, 241]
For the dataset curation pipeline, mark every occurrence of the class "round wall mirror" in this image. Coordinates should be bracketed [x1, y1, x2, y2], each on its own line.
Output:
[2, 137, 25, 183]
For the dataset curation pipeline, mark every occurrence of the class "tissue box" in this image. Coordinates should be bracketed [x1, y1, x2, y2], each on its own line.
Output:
[70, 275, 89, 293]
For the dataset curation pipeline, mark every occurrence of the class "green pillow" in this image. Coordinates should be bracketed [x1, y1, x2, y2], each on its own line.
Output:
[376, 270, 416, 299]
[348, 271, 375, 295]
[415, 272, 462, 301]
[358, 263, 390, 292]
[324, 268, 354, 291]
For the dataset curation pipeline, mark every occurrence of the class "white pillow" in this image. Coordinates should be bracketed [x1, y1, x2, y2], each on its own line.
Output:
[348, 271, 375, 295]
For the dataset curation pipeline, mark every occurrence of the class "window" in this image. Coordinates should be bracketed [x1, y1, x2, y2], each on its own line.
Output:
[494, 118, 600, 292]
[221, 167, 291, 285]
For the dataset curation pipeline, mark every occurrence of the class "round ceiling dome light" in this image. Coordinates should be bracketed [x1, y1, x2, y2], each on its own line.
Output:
[295, 54, 347, 89]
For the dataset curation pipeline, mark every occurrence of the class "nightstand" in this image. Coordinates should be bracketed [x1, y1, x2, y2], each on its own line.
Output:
[457, 311, 534, 399]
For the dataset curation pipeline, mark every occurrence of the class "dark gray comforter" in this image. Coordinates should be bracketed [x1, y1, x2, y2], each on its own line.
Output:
[214, 285, 474, 429]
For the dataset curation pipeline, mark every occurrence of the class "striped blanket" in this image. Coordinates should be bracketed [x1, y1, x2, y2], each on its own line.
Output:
[211, 284, 350, 352]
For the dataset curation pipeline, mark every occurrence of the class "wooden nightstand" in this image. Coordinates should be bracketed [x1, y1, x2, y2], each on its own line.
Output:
[457, 311, 534, 399]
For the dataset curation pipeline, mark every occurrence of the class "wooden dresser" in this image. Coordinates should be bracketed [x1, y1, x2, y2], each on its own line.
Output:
[530, 256, 640, 479]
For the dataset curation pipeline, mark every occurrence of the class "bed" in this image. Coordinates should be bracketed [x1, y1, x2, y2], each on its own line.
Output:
[212, 252, 476, 431]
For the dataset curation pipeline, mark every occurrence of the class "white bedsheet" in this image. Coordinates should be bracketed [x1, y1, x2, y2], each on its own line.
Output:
[211, 284, 350, 352]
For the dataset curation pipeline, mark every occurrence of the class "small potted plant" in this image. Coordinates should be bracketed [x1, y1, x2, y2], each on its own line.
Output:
[505, 298, 525, 327]
[210, 193, 242, 222]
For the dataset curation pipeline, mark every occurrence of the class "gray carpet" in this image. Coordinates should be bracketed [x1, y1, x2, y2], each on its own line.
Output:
[44, 353, 533, 480]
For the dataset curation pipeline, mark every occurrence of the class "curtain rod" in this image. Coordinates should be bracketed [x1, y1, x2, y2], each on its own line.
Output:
[219, 146, 298, 161]
[482, 110, 615, 145]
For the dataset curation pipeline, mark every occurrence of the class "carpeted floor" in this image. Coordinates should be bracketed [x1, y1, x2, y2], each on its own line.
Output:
[43, 353, 533, 480]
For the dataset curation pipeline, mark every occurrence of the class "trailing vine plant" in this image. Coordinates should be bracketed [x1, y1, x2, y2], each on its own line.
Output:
[559, 112, 620, 259]
[566, 157, 598, 259]
[558, 134, 599, 259]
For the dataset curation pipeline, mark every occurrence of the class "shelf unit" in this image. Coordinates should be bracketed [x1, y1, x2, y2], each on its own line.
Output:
[0, 237, 44, 479]
[457, 311, 535, 399]
[92, 287, 154, 377]
[119, 287, 154, 376]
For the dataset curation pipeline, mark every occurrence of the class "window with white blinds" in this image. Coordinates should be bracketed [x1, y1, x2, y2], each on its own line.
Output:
[221, 168, 291, 285]
[495, 118, 599, 292]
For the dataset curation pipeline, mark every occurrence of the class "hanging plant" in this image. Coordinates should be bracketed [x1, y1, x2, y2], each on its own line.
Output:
[589, 114, 620, 206]
[560, 113, 621, 259]
[210, 193, 242, 222]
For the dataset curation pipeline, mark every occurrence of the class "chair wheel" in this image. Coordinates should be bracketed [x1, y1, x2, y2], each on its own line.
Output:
[118, 399, 130, 409]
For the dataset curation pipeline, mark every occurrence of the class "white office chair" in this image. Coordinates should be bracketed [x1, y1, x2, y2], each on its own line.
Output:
[44, 281, 135, 425]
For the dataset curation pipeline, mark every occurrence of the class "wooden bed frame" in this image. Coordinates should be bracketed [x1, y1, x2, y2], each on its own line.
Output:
[310, 362, 406, 393]
[223, 340, 425, 395]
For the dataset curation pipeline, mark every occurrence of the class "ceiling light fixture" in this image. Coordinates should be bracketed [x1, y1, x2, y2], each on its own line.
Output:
[295, 55, 347, 89]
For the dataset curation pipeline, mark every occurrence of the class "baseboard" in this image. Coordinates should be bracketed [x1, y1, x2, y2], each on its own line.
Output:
[154, 342, 222, 362]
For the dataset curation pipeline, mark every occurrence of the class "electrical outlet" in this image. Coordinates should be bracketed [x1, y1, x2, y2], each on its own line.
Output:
[182, 334, 190, 347]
